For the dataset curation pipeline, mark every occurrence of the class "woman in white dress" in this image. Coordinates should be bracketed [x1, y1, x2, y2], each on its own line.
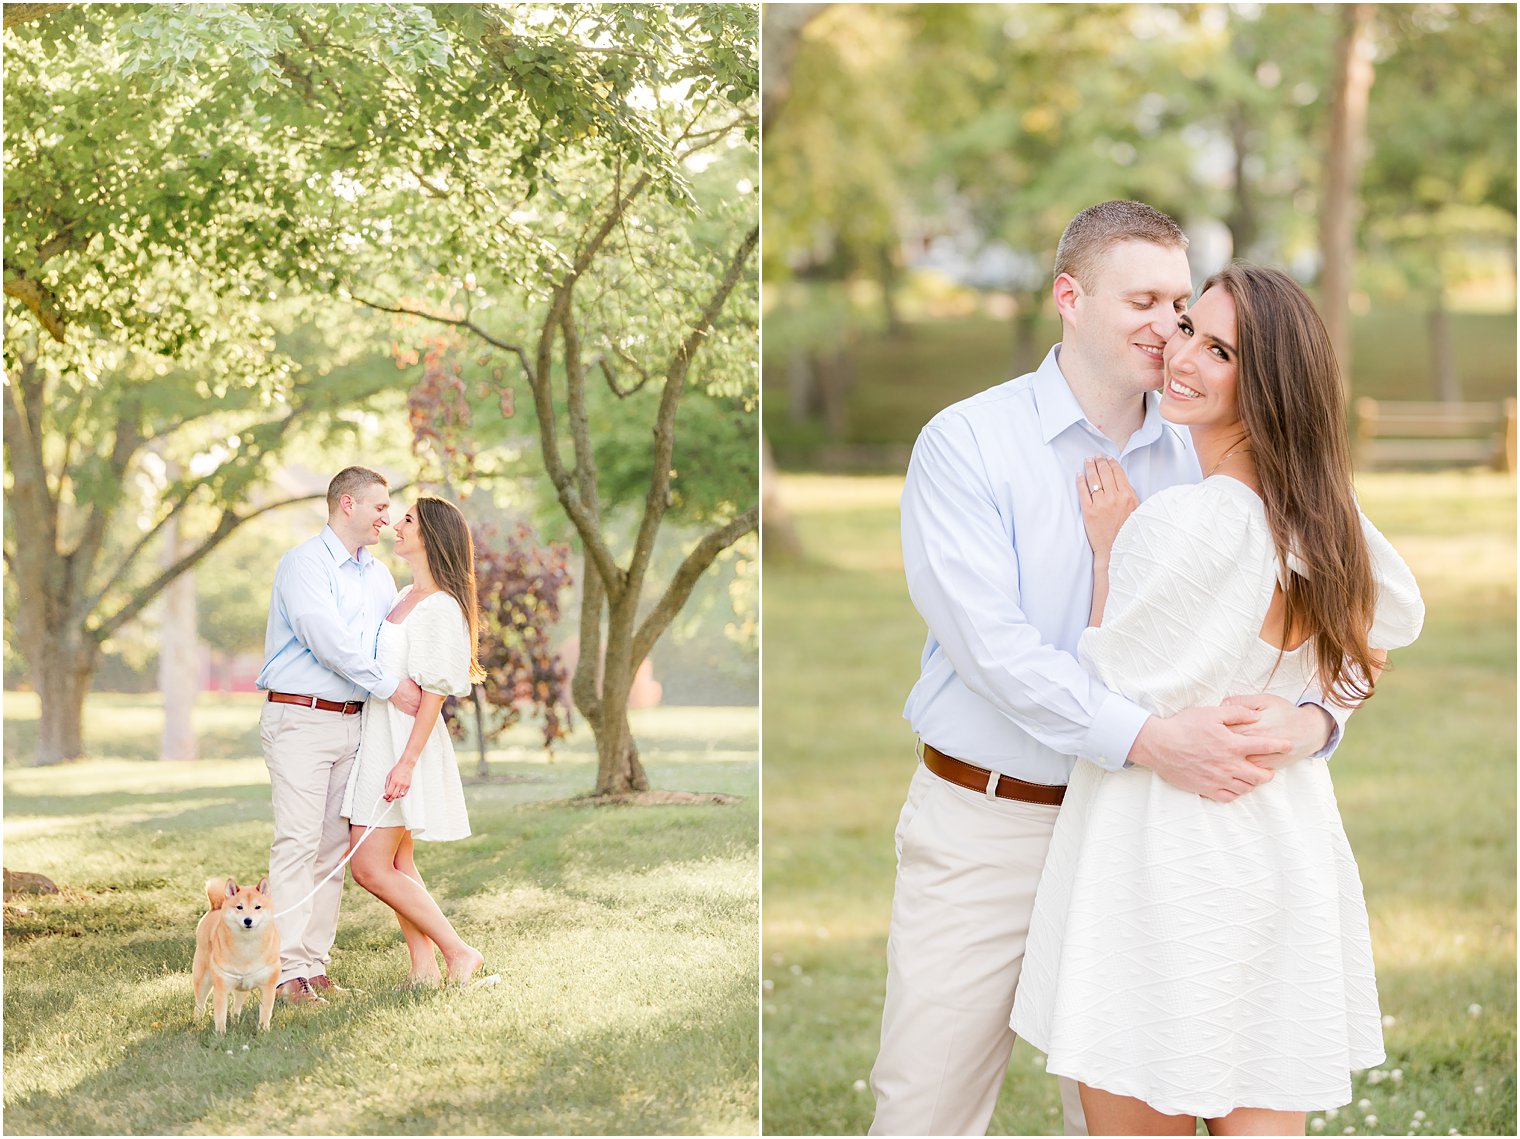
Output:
[341, 495, 486, 987]
[1010, 264, 1424, 1135]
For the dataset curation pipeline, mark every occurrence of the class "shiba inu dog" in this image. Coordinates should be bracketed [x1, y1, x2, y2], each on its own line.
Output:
[192, 876, 280, 1033]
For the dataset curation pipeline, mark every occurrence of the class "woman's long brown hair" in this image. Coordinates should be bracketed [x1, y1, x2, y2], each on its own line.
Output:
[1205, 263, 1379, 706]
[414, 496, 487, 684]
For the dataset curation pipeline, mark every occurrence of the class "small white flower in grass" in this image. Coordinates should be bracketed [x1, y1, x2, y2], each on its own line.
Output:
[241, 1044, 249, 1052]
[853, 1080, 867, 1092]
[1327, 1108, 1340, 1120]
[1366, 1117, 1378, 1128]
[389, 1063, 398, 1071]
[1311, 1119, 1327, 1132]
[789, 964, 803, 976]
[763, 979, 774, 992]
[1368, 1070, 1385, 1084]
[1344, 1126, 1356, 1134]
[1359, 1100, 1372, 1110]
[1474, 1086, 1484, 1095]
[1392, 1069, 1403, 1082]
[1448, 1131, 1460, 1136]
[1383, 1015, 1397, 1028]
[1468, 1003, 1482, 1018]
[1414, 1111, 1426, 1121]
[225, 1049, 233, 1056]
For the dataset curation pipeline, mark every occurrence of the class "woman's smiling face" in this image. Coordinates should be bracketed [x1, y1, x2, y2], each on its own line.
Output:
[1160, 285, 1241, 431]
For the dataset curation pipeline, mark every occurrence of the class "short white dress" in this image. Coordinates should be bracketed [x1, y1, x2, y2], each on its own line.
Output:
[340, 587, 473, 842]
[1010, 476, 1424, 1117]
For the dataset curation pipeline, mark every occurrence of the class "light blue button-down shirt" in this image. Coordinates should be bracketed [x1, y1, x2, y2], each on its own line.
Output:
[901, 345, 1203, 784]
[256, 526, 400, 703]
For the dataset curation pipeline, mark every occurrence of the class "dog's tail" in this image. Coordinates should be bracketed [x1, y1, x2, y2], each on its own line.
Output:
[204, 876, 237, 910]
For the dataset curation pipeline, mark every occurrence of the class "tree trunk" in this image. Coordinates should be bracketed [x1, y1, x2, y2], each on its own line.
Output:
[31, 634, 96, 765]
[472, 685, 489, 778]
[593, 599, 649, 796]
[158, 477, 199, 761]
[879, 243, 905, 337]
[815, 349, 851, 443]
[1429, 283, 1460, 402]
[594, 702, 648, 797]
[761, 434, 805, 563]
[1226, 103, 1260, 259]
[1320, 3, 1376, 393]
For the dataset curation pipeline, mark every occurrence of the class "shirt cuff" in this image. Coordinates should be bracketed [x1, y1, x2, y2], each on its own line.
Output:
[1300, 696, 1348, 761]
[369, 672, 401, 701]
[1083, 692, 1152, 773]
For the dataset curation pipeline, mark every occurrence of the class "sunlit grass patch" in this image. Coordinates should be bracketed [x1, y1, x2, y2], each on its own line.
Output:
[3, 706, 758, 1135]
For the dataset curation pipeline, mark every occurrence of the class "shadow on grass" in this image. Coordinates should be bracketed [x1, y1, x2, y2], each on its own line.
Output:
[5, 963, 758, 1135]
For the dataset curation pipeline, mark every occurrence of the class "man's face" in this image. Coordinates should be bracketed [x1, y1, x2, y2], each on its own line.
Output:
[1065, 239, 1193, 395]
[347, 484, 392, 548]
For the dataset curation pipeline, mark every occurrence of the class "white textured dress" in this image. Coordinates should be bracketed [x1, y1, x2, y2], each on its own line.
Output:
[1010, 476, 1424, 1117]
[341, 588, 474, 842]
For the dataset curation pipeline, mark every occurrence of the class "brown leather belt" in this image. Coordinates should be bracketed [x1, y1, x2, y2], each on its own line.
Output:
[922, 743, 1066, 807]
[267, 691, 364, 715]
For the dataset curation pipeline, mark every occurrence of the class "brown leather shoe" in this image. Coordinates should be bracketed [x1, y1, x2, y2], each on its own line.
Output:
[276, 977, 327, 1005]
[307, 974, 349, 997]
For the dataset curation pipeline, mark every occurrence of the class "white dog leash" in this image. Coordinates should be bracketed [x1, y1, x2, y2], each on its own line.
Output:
[271, 791, 397, 920]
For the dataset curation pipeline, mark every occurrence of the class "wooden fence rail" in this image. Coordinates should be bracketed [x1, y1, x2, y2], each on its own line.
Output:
[1354, 397, 1516, 472]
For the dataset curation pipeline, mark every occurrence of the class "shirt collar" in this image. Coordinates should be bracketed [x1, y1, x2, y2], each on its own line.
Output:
[319, 525, 371, 569]
[1034, 344, 1175, 454]
[1032, 346, 1086, 445]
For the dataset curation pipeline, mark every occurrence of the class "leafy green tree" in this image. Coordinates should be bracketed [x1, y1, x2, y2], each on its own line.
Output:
[116, 3, 761, 796]
[2, 0, 411, 757]
[6, 5, 759, 789]
[1359, 4, 1517, 399]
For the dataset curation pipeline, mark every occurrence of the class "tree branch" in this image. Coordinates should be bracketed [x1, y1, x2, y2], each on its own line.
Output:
[527, 284, 627, 600]
[4, 272, 67, 343]
[599, 351, 651, 398]
[64, 400, 145, 626]
[90, 491, 326, 644]
[561, 306, 602, 513]
[3, 4, 67, 29]
[631, 505, 758, 666]
[625, 223, 758, 594]
[348, 293, 535, 381]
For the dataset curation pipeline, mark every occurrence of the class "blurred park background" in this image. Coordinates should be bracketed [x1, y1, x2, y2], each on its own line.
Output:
[760, 4, 1516, 1136]
[4, 5, 758, 1134]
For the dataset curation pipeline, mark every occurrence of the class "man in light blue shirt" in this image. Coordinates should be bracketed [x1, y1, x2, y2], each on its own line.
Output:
[256, 466, 422, 1005]
[870, 202, 1344, 1135]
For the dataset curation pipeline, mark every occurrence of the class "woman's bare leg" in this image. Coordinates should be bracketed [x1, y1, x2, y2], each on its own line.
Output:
[350, 825, 483, 983]
[391, 831, 441, 984]
[1207, 1108, 1306, 1136]
[1079, 1084, 1196, 1136]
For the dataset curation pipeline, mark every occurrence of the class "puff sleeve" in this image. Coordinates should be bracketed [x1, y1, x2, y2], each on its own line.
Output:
[1360, 512, 1424, 651]
[1078, 482, 1278, 717]
[405, 594, 474, 697]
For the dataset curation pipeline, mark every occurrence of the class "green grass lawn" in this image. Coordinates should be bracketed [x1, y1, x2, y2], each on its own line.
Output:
[3, 698, 758, 1136]
[761, 471, 1516, 1137]
[764, 309, 1518, 461]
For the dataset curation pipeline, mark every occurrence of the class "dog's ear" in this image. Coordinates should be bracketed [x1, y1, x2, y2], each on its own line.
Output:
[256, 876, 270, 897]
[224, 877, 239, 899]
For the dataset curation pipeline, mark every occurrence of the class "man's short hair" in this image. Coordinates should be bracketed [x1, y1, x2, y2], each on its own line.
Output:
[1054, 201, 1188, 287]
[326, 466, 388, 514]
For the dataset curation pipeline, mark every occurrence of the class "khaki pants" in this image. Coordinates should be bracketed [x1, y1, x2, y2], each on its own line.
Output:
[259, 699, 362, 987]
[869, 762, 1087, 1137]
